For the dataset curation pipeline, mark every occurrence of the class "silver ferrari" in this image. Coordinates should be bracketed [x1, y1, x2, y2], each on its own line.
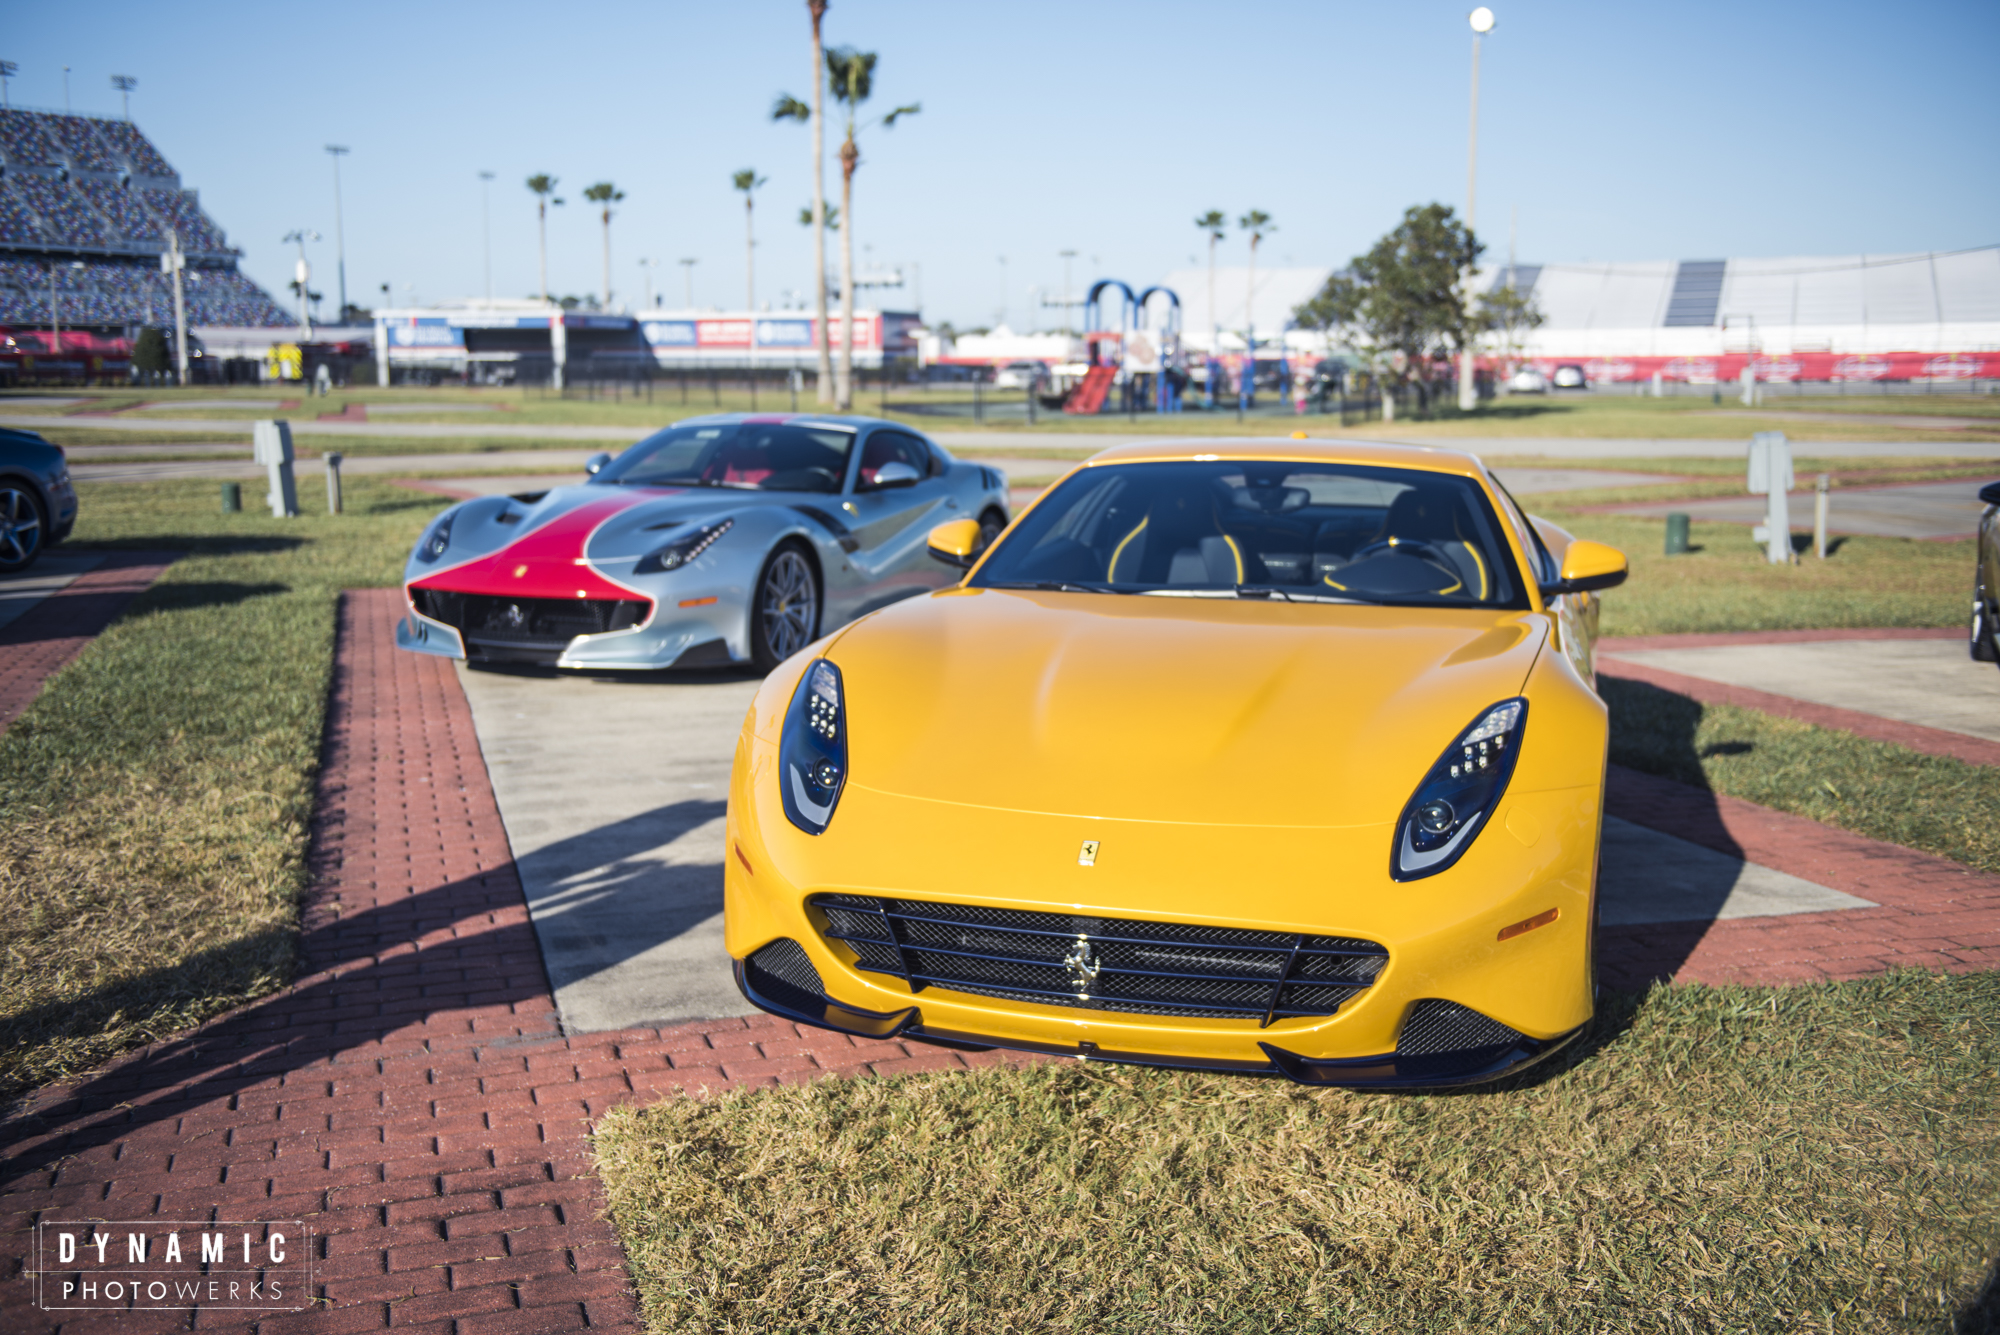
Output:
[396, 414, 1011, 672]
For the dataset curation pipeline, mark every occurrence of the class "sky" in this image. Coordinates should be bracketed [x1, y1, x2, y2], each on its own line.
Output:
[8, 0, 1998, 329]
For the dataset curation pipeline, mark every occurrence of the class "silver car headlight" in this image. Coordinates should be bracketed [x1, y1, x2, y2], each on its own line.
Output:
[416, 510, 456, 563]
[1391, 698, 1527, 881]
[634, 518, 733, 574]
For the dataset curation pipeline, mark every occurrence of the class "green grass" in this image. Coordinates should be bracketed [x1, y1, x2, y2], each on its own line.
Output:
[0, 478, 440, 1100]
[1552, 512, 1972, 636]
[594, 972, 2000, 1334]
[1604, 678, 2000, 875]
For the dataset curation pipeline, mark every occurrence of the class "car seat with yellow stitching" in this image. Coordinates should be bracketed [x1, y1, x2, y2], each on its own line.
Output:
[1105, 479, 1251, 585]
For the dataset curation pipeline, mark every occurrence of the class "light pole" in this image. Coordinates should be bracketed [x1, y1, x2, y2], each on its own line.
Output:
[637, 257, 659, 309]
[997, 256, 1008, 329]
[325, 146, 350, 321]
[478, 171, 495, 302]
[678, 258, 697, 309]
[1059, 249, 1077, 335]
[111, 75, 136, 120]
[61, 66, 70, 114]
[1459, 6, 1495, 413]
[0, 62, 17, 111]
[283, 229, 321, 336]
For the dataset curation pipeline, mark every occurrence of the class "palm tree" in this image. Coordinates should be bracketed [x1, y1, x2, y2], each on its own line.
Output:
[1195, 210, 1226, 393]
[798, 203, 840, 230]
[583, 182, 625, 309]
[526, 174, 563, 303]
[1238, 209, 1274, 404]
[770, 2, 833, 401]
[732, 170, 767, 310]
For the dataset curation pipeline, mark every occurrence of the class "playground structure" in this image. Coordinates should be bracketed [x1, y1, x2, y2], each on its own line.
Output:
[1059, 278, 1187, 415]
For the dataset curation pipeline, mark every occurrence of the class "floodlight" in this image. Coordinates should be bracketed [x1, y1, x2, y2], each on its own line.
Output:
[1469, 7, 1495, 32]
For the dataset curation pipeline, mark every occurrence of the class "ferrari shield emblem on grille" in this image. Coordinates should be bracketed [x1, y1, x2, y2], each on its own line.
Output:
[1063, 936, 1100, 995]
[1077, 839, 1099, 867]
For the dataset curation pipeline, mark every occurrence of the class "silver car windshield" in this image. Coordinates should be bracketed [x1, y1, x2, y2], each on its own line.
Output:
[972, 460, 1528, 609]
[596, 423, 856, 494]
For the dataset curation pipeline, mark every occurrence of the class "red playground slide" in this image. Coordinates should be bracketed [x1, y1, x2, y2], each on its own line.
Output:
[1063, 363, 1116, 415]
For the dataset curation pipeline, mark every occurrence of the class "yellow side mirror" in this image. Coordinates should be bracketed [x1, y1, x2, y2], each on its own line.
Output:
[1544, 539, 1628, 596]
[927, 517, 985, 569]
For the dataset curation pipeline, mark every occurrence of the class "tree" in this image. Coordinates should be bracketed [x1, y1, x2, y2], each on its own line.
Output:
[1476, 280, 1545, 378]
[1237, 210, 1274, 402]
[132, 326, 169, 377]
[771, 1, 834, 402]
[1293, 203, 1483, 418]
[778, 47, 917, 409]
[582, 182, 625, 309]
[1194, 210, 1225, 355]
[526, 174, 564, 303]
[798, 203, 840, 230]
[732, 170, 767, 311]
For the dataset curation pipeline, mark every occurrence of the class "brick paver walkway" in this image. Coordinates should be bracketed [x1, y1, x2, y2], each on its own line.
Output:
[0, 550, 177, 734]
[1, 589, 1017, 1334]
[4, 596, 1997, 1330]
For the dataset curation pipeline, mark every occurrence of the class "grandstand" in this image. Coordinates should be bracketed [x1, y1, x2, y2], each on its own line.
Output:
[0, 106, 290, 331]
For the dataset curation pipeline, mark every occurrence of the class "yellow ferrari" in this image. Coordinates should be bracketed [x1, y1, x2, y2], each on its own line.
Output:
[725, 440, 1628, 1087]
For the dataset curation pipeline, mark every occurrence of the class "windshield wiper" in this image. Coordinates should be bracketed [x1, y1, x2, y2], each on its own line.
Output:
[986, 580, 1127, 595]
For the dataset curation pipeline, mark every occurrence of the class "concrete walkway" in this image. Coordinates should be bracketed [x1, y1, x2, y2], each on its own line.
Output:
[1599, 629, 2000, 766]
[1610, 479, 1991, 540]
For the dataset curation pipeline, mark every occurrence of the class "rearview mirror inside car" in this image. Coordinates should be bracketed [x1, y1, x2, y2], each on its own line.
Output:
[926, 517, 984, 569]
[585, 451, 612, 475]
[1542, 539, 1628, 597]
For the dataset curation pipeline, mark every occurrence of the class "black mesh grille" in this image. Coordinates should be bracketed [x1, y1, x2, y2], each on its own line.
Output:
[750, 938, 825, 999]
[412, 588, 649, 656]
[1395, 999, 1523, 1057]
[812, 894, 1386, 1024]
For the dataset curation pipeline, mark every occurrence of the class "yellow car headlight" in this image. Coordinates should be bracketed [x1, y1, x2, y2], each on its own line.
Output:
[781, 658, 848, 835]
[1392, 698, 1527, 881]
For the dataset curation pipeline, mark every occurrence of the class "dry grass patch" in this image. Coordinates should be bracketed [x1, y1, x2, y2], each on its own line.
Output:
[0, 477, 439, 1099]
[595, 974, 2000, 1333]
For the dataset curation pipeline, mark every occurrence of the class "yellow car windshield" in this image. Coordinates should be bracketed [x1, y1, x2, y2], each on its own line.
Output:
[973, 460, 1527, 608]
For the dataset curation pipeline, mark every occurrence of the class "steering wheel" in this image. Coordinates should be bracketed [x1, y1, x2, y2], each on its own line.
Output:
[1351, 537, 1450, 566]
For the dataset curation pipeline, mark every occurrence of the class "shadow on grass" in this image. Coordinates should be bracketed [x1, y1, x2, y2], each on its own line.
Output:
[1960, 1259, 2000, 1334]
[71, 534, 307, 556]
[136, 580, 290, 612]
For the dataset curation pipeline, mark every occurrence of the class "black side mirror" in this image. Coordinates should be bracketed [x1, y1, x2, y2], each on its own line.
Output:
[1979, 480, 2000, 507]
[585, 451, 613, 476]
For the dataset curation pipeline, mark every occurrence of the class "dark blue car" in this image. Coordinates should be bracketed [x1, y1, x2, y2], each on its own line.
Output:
[0, 427, 78, 574]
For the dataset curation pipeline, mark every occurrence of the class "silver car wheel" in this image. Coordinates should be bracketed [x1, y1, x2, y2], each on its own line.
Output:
[0, 487, 44, 569]
[760, 549, 818, 662]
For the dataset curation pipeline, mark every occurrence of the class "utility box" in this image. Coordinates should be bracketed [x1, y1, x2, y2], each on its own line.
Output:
[253, 419, 300, 518]
[1747, 430, 1793, 564]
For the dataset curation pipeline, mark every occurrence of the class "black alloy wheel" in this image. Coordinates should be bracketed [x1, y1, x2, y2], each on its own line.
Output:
[751, 541, 820, 673]
[0, 485, 46, 575]
[1973, 565, 1999, 664]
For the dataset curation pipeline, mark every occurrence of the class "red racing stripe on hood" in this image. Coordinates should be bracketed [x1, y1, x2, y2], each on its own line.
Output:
[410, 493, 655, 602]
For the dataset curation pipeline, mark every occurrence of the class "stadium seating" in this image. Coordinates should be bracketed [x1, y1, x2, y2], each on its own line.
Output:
[8, 174, 112, 247]
[0, 110, 59, 167]
[139, 187, 226, 253]
[78, 178, 163, 245]
[1, 109, 287, 328]
[0, 182, 45, 245]
[43, 115, 121, 172]
[92, 119, 176, 178]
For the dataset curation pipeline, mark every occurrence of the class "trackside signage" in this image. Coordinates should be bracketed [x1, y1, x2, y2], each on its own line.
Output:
[34, 1220, 310, 1312]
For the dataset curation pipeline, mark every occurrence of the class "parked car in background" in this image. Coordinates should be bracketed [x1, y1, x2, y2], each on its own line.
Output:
[1973, 479, 2000, 667]
[993, 361, 1046, 391]
[1551, 364, 1588, 390]
[1506, 367, 1549, 394]
[0, 428, 77, 574]
[396, 413, 1010, 673]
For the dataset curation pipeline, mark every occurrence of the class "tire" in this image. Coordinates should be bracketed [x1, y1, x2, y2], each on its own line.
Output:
[0, 485, 47, 576]
[750, 542, 821, 674]
[978, 507, 1008, 551]
[1973, 567, 1999, 664]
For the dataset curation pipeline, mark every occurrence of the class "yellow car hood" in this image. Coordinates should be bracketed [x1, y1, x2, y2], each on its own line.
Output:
[827, 587, 1549, 829]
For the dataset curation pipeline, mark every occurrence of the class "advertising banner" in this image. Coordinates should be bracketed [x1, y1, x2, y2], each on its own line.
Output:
[1521, 350, 2000, 383]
